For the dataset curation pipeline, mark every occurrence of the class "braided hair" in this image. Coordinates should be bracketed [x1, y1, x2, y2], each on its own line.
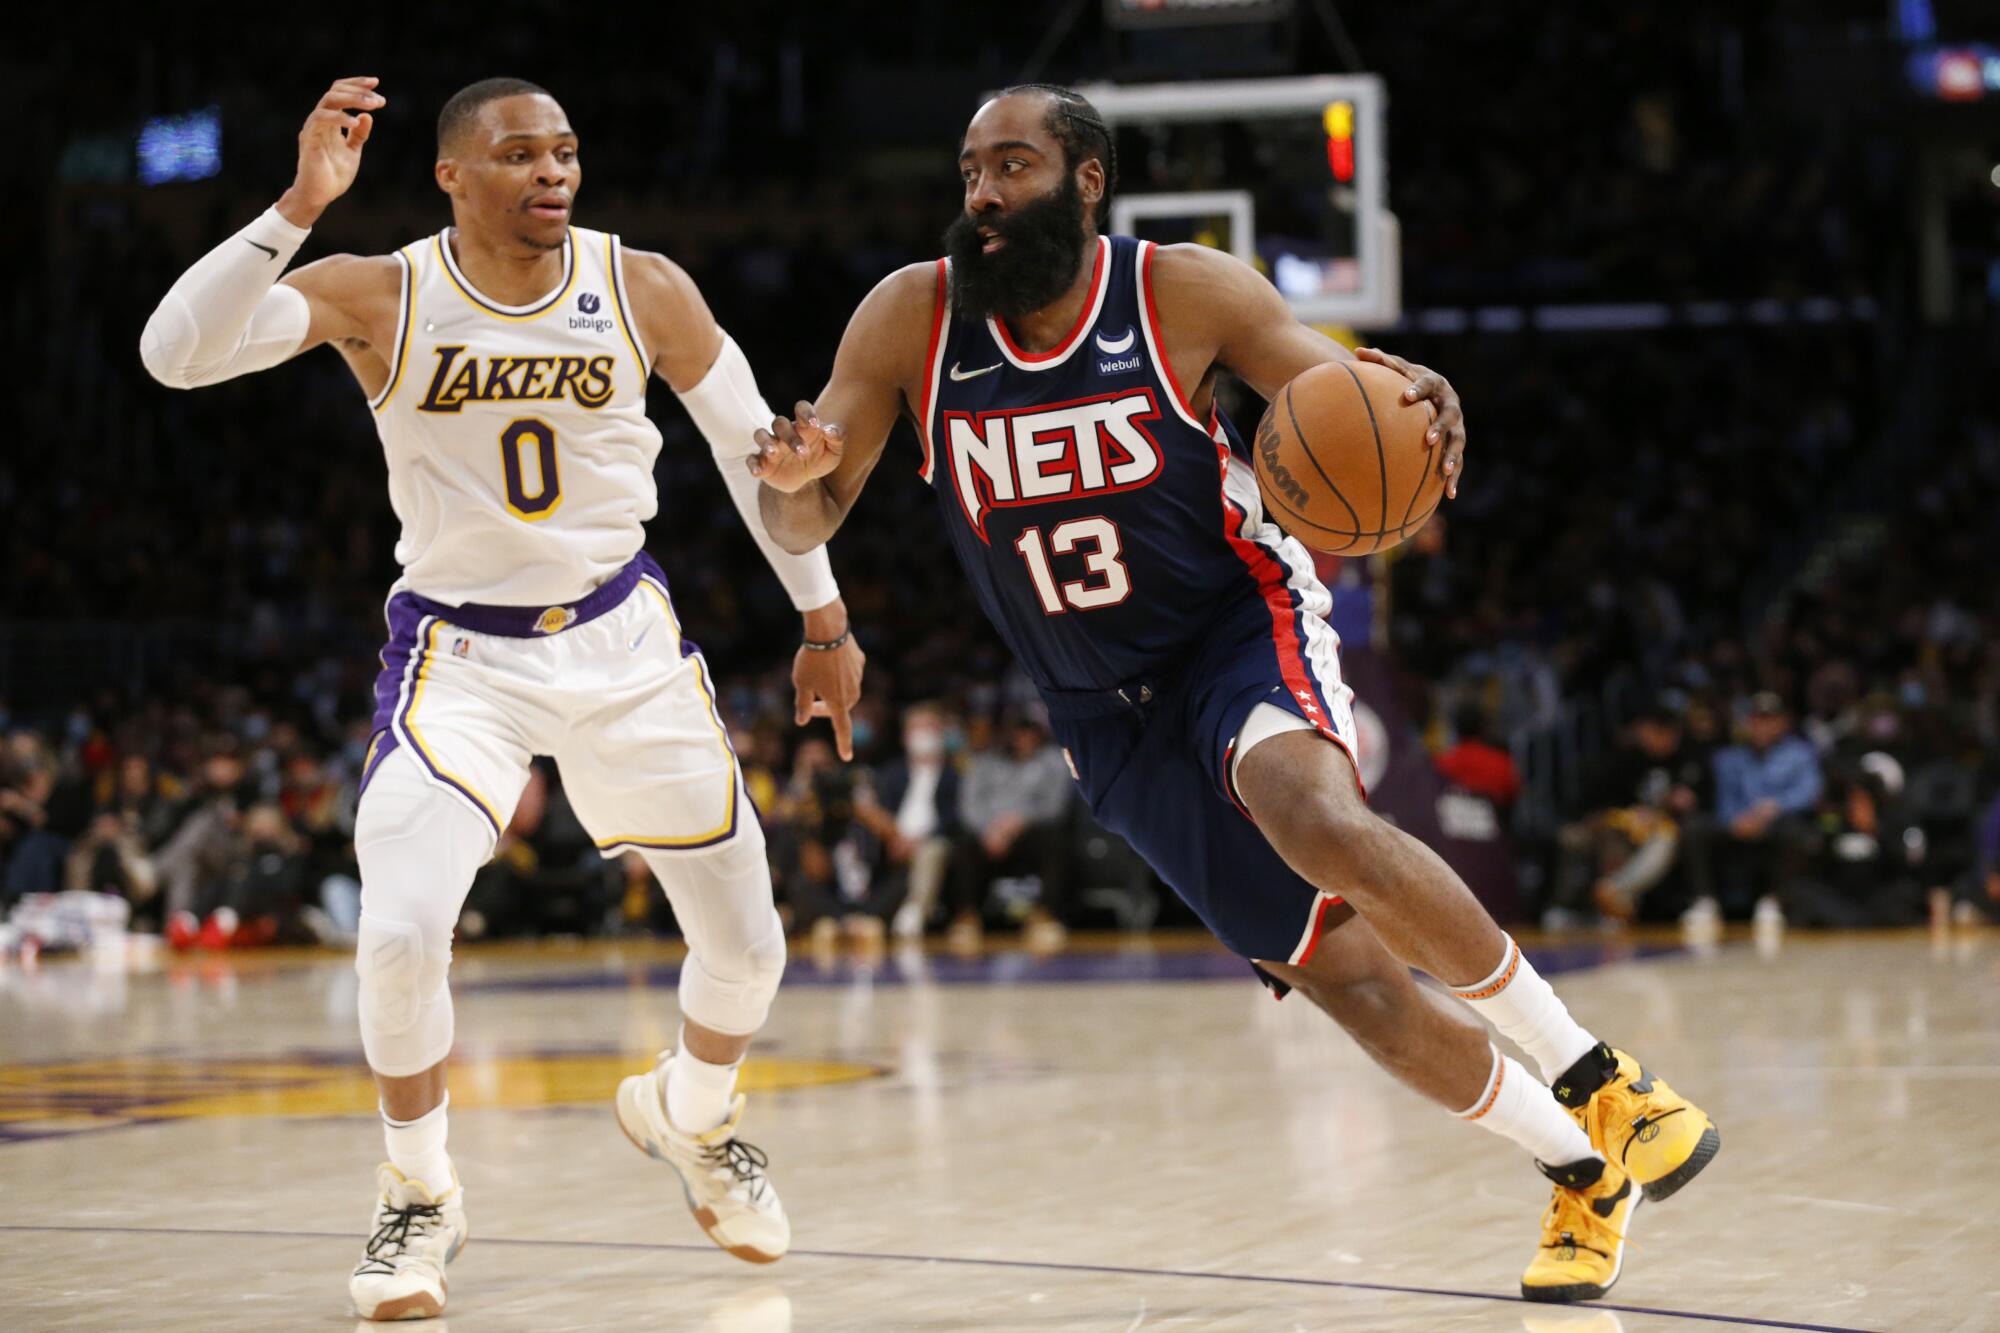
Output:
[996, 83, 1118, 230]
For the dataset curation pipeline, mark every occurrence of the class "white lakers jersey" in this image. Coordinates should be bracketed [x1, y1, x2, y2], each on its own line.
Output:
[370, 226, 660, 606]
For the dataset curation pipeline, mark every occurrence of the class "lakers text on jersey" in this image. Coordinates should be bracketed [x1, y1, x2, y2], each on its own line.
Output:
[372, 226, 661, 609]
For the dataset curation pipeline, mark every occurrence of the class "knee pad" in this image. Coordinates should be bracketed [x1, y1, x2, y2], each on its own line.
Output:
[354, 910, 455, 1075]
[352, 752, 486, 1076]
[645, 837, 786, 1036]
[678, 918, 785, 1037]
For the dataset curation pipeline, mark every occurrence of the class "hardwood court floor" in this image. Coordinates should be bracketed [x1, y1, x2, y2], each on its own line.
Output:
[0, 927, 1993, 1331]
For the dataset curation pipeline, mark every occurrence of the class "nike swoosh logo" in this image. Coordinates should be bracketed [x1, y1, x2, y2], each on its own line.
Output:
[949, 361, 1001, 381]
[628, 624, 652, 652]
[1094, 327, 1135, 354]
[244, 239, 278, 261]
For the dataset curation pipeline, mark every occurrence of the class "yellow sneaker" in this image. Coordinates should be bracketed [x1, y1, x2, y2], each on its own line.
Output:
[1521, 1156, 1639, 1303]
[1554, 1043, 1719, 1202]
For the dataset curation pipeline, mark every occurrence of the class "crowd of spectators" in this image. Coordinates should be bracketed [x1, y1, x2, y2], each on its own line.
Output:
[10, 4, 1988, 953]
[1514, 376, 2000, 932]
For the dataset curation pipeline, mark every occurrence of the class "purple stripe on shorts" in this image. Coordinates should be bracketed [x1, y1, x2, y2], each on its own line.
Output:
[393, 554, 653, 639]
[371, 593, 429, 736]
[359, 730, 400, 795]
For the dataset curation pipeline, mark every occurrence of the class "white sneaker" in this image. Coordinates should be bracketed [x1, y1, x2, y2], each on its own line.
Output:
[615, 1053, 789, 1263]
[1753, 894, 1786, 930]
[349, 1163, 467, 1321]
[1680, 895, 1721, 932]
[891, 901, 925, 940]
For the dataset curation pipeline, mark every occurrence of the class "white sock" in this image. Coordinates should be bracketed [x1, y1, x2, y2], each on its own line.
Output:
[381, 1095, 455, 1197]
[664, 1030, 740, 1134]
[1452, 936, 1598, 1085]
[1456, 1046, 1596, 1166]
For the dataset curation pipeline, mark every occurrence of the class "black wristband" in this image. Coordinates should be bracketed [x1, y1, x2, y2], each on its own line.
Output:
[802, 628, 851, 652]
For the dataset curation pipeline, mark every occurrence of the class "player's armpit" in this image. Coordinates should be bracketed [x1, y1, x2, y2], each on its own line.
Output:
[1148, 242, 1354, 404]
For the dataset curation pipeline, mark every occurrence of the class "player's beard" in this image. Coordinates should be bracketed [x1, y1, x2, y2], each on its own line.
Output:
[944, 174, 1090, 323]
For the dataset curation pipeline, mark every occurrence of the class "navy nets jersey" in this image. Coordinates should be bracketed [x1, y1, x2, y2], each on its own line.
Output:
[916, 235, 1362, 968]
[916, 235, 1344, 705]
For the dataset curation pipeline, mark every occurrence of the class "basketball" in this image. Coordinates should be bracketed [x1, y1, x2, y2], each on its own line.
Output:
[1252, 359, 1443, 555]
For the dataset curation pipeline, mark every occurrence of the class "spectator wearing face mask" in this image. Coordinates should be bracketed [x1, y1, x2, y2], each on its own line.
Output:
[851, 703, 963, 940]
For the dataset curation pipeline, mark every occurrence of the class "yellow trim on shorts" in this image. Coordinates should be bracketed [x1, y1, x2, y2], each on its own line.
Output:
[592, 582, 741, 851]
[402, 620, 504, 830]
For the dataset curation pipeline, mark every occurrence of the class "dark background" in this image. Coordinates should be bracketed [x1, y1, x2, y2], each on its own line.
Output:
[6, 1, 1999, 937]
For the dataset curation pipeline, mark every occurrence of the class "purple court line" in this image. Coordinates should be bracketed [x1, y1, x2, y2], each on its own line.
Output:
[0, 1224, 1878, 1332]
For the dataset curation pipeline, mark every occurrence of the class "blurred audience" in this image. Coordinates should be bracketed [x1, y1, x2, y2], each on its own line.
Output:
[947, 711, 1075, 952]
[1546, 701, 1709, 927]
[1681, 692, 1823, 930]
[9, 4, 1995, 954]
[850, 703, 962, 942]
[1436, 702, 1523, 809]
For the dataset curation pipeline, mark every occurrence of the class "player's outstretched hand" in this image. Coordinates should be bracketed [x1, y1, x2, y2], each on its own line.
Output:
[281, 77, 384, 226]
[792, 606, 866, 763]
[1355, 346, 1468, 499]
[751, 401, 845, 493]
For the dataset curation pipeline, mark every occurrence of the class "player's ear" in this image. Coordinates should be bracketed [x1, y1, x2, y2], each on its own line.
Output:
[434, 157, 458, 197]
[1077, 158, 1105, 214]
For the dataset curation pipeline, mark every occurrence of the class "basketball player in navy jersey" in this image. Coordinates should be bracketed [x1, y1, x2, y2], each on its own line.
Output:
[752, 85, 1718, 1303]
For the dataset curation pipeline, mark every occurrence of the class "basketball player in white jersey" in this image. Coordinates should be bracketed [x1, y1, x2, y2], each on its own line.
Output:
[140, 76, 847, 1320]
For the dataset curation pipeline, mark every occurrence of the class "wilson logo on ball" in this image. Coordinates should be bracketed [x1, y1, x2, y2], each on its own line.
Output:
[1253, 360, 1443, 557]
[1255, 411, 1309, 509]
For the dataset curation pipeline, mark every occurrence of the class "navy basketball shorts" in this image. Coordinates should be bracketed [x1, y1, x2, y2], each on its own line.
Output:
[1046, 595, 1362, 967]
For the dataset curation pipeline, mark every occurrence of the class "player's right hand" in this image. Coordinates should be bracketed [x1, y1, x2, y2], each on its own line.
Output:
[283, 77, 384, 223]
[750, 401, 845, 493]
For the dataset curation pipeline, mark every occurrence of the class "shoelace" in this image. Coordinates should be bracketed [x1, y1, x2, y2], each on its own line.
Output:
[356, 1198, 444, 1275]
[1540, 1188, 1629, 1261]
[703, 1138, 771, 1202]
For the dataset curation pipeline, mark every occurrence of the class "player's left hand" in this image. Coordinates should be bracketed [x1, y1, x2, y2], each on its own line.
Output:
[1355, 347, 1467, 500]
[793, 599, 865, 761]
[752, 401, 845, 493]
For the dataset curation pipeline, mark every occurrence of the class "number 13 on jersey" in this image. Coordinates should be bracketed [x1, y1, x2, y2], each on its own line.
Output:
[500, 417, 562, 521]
[1013, 517, 1131, 614]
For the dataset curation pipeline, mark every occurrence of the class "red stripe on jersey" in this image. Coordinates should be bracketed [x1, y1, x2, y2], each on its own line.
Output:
[918, 259, 948, 482]
[1140, 243, 1204, 428]
[1212, 436, 1333, 746]
[991, 238, 1106, 364]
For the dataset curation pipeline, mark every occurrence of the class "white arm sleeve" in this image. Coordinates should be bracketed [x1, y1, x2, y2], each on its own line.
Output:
[676, 333, 842, 613]
[139, 207, 313, 389]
